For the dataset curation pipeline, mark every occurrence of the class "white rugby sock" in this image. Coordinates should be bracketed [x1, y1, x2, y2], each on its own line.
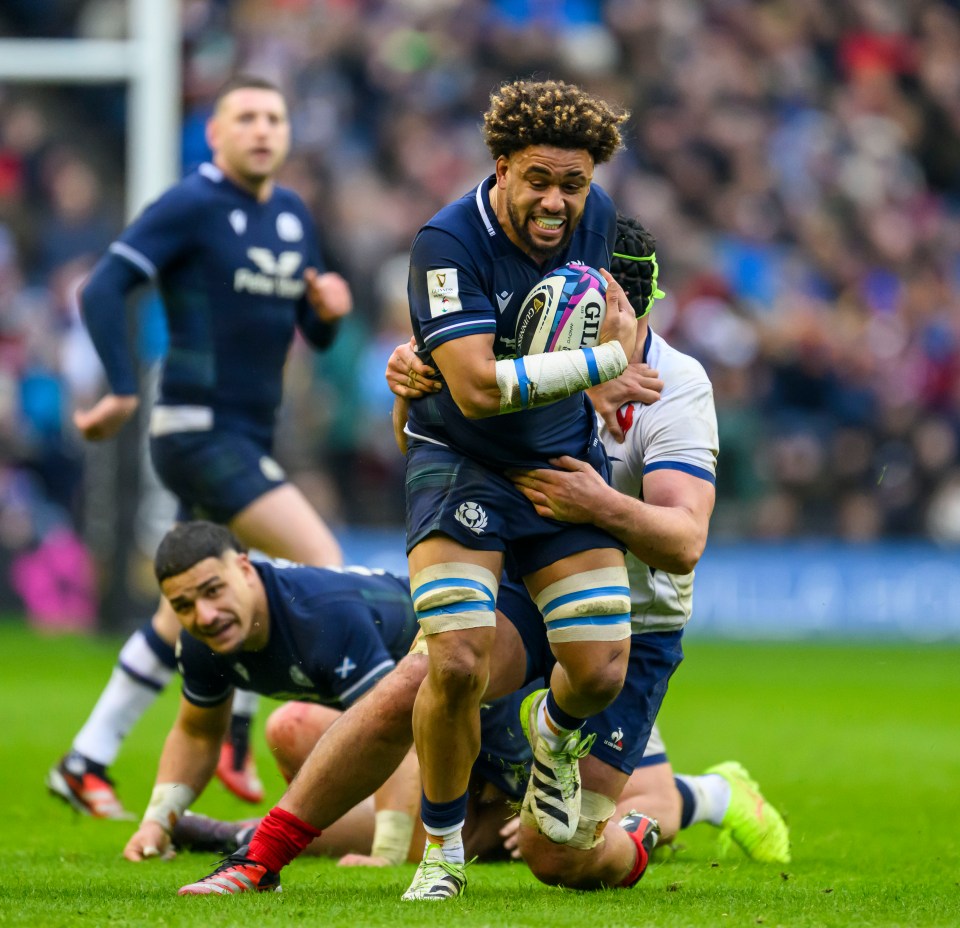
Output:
[675, 773, 731, 827]
[231, 688, 259, 718]
[535, 693, 584, 752]
[423, 825, 465, 865]
[72, 629, 175, 766]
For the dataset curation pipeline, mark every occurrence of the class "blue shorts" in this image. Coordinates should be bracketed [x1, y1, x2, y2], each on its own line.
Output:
[581, 630, 684, 775]
[404, 441, 624, 581]
[499, 585, 683, 777]
[150, 429, 286, 524]
[496, 580, 552, 684]
[474, 683, 541, 801]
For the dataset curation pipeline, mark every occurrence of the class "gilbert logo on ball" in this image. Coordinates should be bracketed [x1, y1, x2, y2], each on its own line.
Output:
[515, 263, 607, 356]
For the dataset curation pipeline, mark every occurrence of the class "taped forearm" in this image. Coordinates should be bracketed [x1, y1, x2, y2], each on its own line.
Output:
[370, 810, 416, 865]
[142, 782, 197, 834]
[495, 341, 628, 413]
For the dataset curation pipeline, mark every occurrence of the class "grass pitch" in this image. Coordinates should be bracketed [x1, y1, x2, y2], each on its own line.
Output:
[2, 620, 958, 928]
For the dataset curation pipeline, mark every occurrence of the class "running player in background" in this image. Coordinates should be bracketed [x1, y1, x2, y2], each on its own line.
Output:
[47, 74, 350, 819]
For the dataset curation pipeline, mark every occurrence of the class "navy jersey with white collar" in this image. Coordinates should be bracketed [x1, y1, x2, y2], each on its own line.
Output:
[83, 163, 336, 441]
[406, 175, 617, 470]
[176, 561, 418, 709]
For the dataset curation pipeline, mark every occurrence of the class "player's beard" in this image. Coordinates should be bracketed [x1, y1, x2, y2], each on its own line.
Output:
[506, 198, 574, 263]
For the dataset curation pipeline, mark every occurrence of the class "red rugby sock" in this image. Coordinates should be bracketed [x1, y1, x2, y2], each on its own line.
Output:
[247, 806, 322, 874]
[619, 828, 651, 888]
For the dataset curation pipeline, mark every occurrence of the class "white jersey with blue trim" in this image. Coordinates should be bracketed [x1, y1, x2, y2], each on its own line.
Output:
[600, 329, 719, 633]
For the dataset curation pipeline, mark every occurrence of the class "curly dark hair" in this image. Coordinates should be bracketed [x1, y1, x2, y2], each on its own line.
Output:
[482, 80, 628, 164]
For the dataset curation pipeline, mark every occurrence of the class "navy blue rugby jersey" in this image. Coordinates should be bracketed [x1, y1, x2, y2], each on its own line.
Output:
[87, 163, 336, 438]
[406, 175, 617, 470]
[177, 561, 418, 709]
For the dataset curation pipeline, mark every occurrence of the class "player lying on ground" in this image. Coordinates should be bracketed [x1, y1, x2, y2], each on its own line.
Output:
[172, 708, 789, 868]
[136, 532, 787, 888]
[122, 520, 546, 866]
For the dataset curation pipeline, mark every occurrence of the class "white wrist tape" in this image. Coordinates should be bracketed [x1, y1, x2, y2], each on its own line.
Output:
[371, 810, 415, 865]
[142, 782, 196, 834]
[495, 341, 628, 413]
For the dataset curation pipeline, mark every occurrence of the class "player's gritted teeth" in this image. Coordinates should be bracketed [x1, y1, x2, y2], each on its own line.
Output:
[532, 216, 565, 234]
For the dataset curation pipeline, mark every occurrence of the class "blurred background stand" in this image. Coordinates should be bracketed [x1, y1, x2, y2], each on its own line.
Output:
[0, 0, 179, 632]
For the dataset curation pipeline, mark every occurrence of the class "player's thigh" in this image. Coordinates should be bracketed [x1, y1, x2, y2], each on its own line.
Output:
[405, 442, 510, 563]
[230, 482, 342, 566]
[408, 535, 503, 661]
[407, 533, 503, 578]
[524, 546, 625, 598]
[616, 761, 681, 839]
[525, 549, 631, 683]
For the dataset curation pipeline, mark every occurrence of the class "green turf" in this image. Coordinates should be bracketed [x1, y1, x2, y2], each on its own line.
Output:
[2, 620, 958, 927]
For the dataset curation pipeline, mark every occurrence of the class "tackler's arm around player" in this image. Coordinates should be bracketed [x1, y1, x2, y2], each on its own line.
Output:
[509, 455, 617, 526]
[123, 696, 231, 862]
[513, 457, 715, 576]
[386, 338, 443, 454]
[385, 337, 442, 399]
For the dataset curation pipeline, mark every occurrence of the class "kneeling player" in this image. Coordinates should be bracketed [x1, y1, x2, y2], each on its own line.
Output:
[122, 522, 544, 867]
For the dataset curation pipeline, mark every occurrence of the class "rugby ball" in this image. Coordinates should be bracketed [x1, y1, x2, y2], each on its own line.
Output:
[514, 263, 607, 356]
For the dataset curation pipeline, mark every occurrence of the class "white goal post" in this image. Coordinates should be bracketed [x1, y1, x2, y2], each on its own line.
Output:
[0, 0, 181, 627]
[0, 0, 180, 218]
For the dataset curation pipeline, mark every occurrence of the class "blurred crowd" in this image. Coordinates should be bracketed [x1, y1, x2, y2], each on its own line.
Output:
[3, 0, 960, 621]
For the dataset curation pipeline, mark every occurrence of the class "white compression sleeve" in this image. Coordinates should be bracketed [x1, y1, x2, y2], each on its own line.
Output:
[495, 341, 628, 413]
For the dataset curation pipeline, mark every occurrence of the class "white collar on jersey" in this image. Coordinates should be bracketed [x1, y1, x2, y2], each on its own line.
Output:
[475, 176, 497, 238]
[199, 162, 224, 182]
